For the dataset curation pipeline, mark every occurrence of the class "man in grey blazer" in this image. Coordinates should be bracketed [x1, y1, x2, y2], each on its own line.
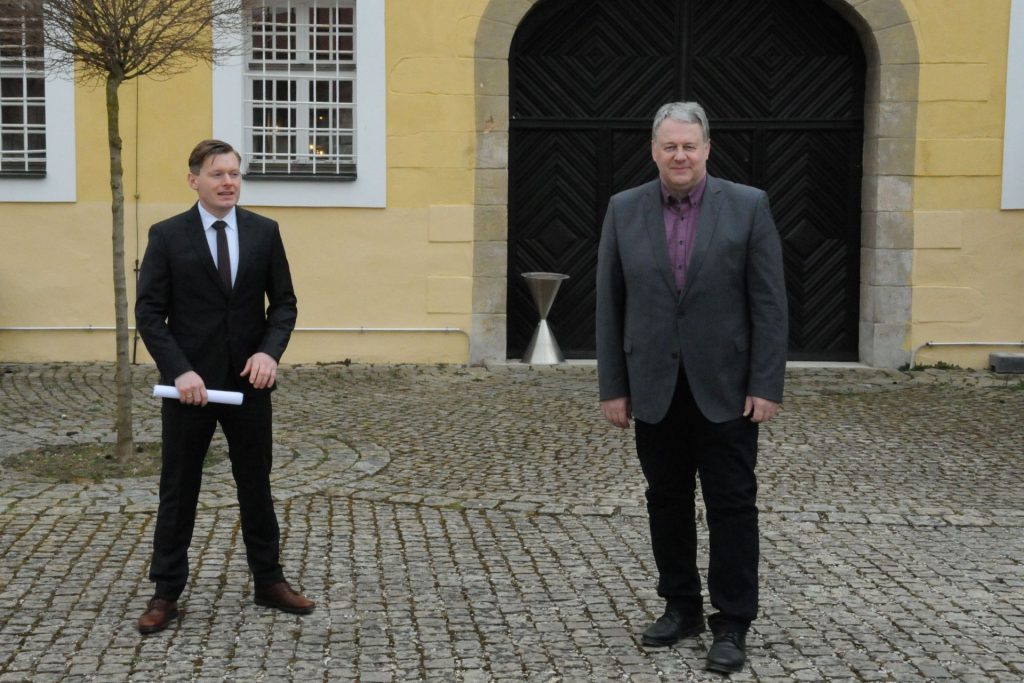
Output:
[596, 102, 787, 673]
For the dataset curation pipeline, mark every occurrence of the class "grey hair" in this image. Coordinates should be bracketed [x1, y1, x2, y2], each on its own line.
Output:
[651, 102, 710, 142]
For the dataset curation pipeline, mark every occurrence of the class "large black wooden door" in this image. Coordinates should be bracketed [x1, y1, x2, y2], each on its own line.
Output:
[507, 0, 865, 361]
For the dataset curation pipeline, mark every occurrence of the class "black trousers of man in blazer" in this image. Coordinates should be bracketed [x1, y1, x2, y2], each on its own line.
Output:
[135, 204, 297, 599]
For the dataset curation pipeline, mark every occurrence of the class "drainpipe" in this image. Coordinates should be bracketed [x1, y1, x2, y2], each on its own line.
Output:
[909, 341, 1024, 369]
[0, 325, 469, 362]
[0, 325, 466, 334]
[296, 327, 467, 335]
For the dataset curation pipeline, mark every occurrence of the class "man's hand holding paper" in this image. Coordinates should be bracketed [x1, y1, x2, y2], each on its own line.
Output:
[174, 371, 207, 406]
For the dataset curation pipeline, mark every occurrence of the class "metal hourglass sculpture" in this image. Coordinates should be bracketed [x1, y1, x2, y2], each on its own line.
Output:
[521, 272, 570, 364]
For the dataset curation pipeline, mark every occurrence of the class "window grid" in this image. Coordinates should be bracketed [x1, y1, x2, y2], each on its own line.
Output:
[0, 6, 45, 175]
[246, 0, 355, 178]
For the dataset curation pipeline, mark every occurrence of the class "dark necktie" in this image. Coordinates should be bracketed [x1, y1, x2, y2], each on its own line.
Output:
[212, 220, 232, 289]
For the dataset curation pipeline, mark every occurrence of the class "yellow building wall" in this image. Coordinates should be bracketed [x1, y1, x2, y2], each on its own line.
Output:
[3, 0, 1023, 369]
[910, 0, 1024, 368]
[0, 1, 484, 365]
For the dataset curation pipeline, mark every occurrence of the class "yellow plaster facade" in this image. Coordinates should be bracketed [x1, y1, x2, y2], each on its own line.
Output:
[1, 0, 1021, 369]
[909, 0, 1024, 368]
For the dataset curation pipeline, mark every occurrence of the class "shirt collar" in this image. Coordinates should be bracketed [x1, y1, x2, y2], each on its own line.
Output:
[661, 174, 708, 207]
[197, 204, 238, 231]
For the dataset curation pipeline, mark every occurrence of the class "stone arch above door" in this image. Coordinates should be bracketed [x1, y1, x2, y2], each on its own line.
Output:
[471, 0, 918, 368]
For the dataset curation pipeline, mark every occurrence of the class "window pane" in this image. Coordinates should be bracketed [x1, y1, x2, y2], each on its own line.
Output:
[311, 108, 329, 129]
[26, 77, 43, 98]
[338, 81, 352, 103]
[1, 78, 23, 98]
[26, 103, 43, 124]
[2, 105, 23, 124]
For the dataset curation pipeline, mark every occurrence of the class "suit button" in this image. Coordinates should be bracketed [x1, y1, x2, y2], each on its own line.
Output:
[670, 352, 678, 359]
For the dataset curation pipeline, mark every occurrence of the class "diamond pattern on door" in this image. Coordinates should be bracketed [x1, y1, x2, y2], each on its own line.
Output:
[509, 0, 865, 360]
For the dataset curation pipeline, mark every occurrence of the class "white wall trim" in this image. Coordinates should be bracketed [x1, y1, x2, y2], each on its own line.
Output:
[212, 0, 386, 208]
[1002, 0, 1024, 209]
[0, 49, 76, 203]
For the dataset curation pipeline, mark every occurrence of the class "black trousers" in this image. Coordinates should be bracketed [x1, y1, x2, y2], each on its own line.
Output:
[149, 393, 284, 599]
[634, 372, 759, 634]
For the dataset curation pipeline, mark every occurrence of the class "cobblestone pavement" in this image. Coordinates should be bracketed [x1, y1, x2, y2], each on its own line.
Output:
[1, 362, 1022, 682]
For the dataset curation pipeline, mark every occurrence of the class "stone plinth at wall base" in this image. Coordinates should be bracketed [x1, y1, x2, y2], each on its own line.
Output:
[989, 353, 1024, 373]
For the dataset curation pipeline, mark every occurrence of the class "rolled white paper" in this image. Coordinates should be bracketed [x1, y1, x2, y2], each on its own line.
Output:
[153, 385, 244, 405]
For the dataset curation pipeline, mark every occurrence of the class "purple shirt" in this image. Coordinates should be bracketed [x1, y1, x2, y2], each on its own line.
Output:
[661, 174, 707, 292]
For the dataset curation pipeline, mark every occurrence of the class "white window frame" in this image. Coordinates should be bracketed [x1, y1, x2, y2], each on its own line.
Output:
[0, 40, 76, 202]
[246, 0, 356, 177]
[214, 0, 385, 208]
[1002, 0, 1024, 209]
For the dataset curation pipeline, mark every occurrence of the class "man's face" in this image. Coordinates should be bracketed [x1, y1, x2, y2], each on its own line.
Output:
[651, 119, 710, 196]
[188, 152, 241, 217]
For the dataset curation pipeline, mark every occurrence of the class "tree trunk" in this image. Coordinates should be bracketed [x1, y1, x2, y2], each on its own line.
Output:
[107, 74, 135, 464]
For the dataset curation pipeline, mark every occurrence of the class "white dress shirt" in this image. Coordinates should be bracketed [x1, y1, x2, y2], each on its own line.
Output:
[197, 204, 239, 286]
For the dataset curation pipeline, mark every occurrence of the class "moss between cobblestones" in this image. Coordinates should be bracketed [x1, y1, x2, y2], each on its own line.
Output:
[2, 442, 226, 483]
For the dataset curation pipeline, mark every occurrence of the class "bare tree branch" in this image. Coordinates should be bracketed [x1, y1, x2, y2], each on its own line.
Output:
[8, 0, 249, 83]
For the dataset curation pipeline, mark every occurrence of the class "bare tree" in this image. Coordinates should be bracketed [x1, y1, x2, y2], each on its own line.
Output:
[9, 0, 248, 462]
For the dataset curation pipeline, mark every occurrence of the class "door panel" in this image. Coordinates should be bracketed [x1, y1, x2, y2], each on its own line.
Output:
[508, 0, 865, 361]
[508, 129, 601, 357]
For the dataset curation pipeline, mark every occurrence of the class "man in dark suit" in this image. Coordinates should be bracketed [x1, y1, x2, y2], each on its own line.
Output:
[596, 102, 787, 673]
[134, 139, 314, 634]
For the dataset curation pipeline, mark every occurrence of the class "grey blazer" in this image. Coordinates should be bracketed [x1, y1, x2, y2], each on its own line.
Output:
[596, 176, 787, 424]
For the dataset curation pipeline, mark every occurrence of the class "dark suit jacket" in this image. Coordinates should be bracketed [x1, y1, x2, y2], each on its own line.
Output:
[135, 204, 297, 394]
[596, 176, 787, 424]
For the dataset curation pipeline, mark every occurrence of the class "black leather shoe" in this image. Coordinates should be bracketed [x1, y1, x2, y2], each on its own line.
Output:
[706, 631, 747, 673]
[640, 609, 705, 647]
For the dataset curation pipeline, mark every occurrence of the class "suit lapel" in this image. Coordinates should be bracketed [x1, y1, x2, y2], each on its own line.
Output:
[235, 207, 254, 294]
[641, 181, 678, 296]
[679, 175, 722, 302]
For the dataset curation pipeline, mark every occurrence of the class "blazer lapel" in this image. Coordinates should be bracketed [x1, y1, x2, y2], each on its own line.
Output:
[679, 175, 722, 302]
[234, 207, 256, 295]
[641, 181, 678, 296]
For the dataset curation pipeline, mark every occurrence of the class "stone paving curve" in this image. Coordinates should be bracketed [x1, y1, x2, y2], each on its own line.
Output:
[0, 361, 1022, 682]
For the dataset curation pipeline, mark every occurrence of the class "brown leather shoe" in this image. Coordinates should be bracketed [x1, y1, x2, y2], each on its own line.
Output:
[254, 581, 315, 614]
[137, 598, 178, 634]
